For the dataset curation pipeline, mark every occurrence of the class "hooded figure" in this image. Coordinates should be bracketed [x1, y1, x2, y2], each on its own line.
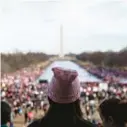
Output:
[28, 67, 94, 127]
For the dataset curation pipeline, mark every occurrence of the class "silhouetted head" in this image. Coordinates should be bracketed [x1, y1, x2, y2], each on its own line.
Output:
[99, 98, 127, 127]
[1, 101, 11, 125]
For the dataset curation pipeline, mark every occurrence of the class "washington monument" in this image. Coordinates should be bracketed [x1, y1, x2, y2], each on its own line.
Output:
[59, 24, 64, 58]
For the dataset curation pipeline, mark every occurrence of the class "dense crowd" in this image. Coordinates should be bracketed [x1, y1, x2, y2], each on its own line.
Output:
[1, 66, 49, 126]
[80, 82, 127, 122]
[87, 66, 127, 84]
[1, 66, 127, 127]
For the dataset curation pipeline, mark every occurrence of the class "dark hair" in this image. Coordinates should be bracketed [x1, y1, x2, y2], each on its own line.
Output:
[41, 97, 83, 126]
[1, 101, 11, 125]
[99, 98, 127, 126]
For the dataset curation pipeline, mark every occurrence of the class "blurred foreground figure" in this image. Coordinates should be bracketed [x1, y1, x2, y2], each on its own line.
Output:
[1, 101, 13, 127]
[99, 98, 127, 127]
[28, 67, 94, 127]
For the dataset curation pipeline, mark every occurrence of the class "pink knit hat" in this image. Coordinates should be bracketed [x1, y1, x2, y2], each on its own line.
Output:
[48, 67, 80, 104]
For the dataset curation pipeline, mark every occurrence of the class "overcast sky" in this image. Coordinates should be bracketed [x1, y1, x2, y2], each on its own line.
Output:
[0, 0, 127, 54]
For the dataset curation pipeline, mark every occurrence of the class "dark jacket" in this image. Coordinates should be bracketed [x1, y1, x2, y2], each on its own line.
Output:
[28, 116, 95, 127]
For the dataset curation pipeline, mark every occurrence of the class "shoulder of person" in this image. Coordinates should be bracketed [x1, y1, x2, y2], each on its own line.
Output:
[78, 118, 96, 127]
[27, 119, 42, 127]
[28, 117, 96, 127]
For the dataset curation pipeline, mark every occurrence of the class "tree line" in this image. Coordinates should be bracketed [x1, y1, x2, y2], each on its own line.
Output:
[1, 47, 127, 73]
[1, 52, 49, 73]
[76, 47, 127, 67]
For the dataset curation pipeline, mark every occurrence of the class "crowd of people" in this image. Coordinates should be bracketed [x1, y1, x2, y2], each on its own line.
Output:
[1, 65, 127, 127]
[87, 66, 127, 83]
[80, 82, 127, 123]
[1, 66, 49, 126]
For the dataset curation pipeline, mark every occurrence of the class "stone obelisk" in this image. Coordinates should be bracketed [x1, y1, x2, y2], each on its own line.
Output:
[59, 24, 64, 58]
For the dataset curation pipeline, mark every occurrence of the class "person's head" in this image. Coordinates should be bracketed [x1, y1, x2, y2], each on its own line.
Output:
[47, 67, 82, 118]
[1, 101, 12, 125]
[99, 98, 127, 127]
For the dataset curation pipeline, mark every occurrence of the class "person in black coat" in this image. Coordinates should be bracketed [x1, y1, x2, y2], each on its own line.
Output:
[28, 67, 95, 127]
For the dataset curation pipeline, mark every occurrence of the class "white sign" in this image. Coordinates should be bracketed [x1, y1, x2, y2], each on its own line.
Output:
[99, 82, 108, 91]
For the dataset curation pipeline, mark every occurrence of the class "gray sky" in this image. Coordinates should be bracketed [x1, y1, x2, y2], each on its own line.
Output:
[0, 0, 127, 54]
